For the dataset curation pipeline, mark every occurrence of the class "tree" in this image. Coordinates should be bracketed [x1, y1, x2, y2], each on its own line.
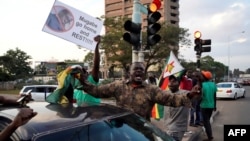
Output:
[182, 55, 227, 82]
[142, 23, 191, 73]
[246, 68, 250, 74]
[0, 48, 33, 81]
[83, 52, 94, 69]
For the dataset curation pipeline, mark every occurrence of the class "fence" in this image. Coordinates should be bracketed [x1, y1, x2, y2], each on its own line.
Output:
[0, 81, 15, 90]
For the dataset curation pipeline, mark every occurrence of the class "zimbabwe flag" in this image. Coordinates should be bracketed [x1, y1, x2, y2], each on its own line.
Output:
[151, 51, 184, 119]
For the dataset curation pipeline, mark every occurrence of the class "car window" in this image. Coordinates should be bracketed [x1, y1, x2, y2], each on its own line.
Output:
[217, 84, 232, 88]
[47, 87, 57, 93]
[34, 114, 174, 141]
[23, 87, 35, 92]
[36, 87, 46, 93]
[234, 84, 240, 88]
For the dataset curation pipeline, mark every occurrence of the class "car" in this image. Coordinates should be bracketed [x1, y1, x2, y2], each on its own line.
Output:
[216, 82, 246, 100]
[19, 85, 58, 102]
[0, 102, 174, 141]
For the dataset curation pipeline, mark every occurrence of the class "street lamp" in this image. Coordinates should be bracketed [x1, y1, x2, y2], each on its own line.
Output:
[227, 31, 245, 81]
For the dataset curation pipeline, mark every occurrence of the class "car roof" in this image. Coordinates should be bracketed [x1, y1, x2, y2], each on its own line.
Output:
[217, 82, 236, 84]
[23, 85, 58, 87]
[0, 102, 133, 139]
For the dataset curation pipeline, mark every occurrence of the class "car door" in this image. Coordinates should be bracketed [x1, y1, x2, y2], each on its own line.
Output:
[237, 83, 245, 97]
[35, 87, 47, 101]
[234, 83, 243, 97]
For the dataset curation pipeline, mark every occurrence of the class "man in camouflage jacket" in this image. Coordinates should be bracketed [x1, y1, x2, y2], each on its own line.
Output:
[78, 62, 200, 121]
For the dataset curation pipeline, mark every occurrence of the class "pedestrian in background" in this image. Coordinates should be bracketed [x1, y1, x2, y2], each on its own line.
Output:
[200, 70, 217, 141]
[164, 75, 190, 141]
[145, 72, 158, 85]
[190, 71, 204, 127]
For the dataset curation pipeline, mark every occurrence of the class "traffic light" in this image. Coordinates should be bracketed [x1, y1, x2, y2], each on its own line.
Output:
[201, 39, 211, 52]
[194, 31, 202, 55]
[146, 0, 162, 49]
[194, 31, 211, 55]
[123, 20, 141, 50]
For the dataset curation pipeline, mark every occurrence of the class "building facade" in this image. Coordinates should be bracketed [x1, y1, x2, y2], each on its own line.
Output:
[105, 0, 180, 29]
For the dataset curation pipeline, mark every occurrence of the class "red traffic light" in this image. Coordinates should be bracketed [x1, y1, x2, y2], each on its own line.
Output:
[153, 0, 161, 10]
[149, 0, 161, 12]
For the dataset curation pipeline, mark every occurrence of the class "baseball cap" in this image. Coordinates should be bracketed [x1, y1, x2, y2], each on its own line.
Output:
[201, 71, 212, 80]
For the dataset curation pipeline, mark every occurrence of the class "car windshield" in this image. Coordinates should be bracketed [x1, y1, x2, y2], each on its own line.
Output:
[34, 114, 174, 141]
[217, 83, 232, 88]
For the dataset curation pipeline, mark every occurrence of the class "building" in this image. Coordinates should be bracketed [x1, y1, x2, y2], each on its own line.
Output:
[105, 0, 180, 29]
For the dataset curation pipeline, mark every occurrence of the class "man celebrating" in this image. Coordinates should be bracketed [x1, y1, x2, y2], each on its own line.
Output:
[77, 62, 201, 121]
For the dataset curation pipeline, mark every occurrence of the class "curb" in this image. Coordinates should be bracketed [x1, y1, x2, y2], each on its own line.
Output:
[187, 110, 219, 141]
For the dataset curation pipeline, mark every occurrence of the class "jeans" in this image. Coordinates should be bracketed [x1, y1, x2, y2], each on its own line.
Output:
[189, 100, 203, 124]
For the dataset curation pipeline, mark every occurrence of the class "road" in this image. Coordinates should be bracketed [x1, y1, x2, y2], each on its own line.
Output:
[199, 86, 250, 141]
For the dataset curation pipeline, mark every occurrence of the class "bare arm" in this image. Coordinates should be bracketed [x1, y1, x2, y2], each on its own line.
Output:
[0, 96, 19, 106]
[91, 35, 101, 83]
[151, 85, 200, 107]
[0, 108, 37, 141]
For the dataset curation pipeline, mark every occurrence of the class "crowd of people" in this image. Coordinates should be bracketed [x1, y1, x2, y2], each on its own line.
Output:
[145, 69, 217, 141]
[1, 35, 217, 141]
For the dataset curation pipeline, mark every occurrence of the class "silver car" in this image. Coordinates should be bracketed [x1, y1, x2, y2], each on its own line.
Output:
[19, 85, 57, 101]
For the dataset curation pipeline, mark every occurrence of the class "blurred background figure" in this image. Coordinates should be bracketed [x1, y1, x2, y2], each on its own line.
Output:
[145, 72, 158, 85]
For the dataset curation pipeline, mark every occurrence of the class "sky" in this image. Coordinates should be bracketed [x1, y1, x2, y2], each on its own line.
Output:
[0, 0, 249, 71]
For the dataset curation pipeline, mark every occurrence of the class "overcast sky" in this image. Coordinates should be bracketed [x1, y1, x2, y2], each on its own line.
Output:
[0, 0, 249, 71]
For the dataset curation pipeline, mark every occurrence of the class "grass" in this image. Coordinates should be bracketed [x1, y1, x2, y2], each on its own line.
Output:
[0, 89, 20, 95]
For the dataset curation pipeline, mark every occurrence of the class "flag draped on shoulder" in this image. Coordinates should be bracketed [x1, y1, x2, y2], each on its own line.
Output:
[46, 65, 82, 104]
[151, 51, 185, 120]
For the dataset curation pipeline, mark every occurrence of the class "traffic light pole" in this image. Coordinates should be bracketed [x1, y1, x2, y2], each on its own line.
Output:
[196, 54, 201, 71]
[132, 0, 144, 63]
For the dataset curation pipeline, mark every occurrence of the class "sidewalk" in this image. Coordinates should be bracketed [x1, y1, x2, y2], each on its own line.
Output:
[151, 110, 219, 141]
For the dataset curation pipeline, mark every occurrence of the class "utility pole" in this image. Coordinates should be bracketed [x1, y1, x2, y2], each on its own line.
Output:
[132, 0, 142, 63]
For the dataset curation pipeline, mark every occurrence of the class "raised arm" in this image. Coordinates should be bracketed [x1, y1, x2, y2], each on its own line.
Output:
[91, 35, 101, 83]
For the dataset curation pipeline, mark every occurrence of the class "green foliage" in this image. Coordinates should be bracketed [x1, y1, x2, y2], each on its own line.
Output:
[101, 16, 132, 70]
[0, 48, 33, 81]
[180, 55, 227, 82]
[83, 52, 94, 68]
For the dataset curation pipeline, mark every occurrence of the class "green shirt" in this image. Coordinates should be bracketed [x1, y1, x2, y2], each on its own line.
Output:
[200, 81, 217, 108]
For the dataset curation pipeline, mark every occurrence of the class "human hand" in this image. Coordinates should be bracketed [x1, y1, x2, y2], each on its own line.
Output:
[75, 67, 88, 85]
[19, 93, 32, 103]
[189, 85, 201, 98]
[12, 108, 37, 128]
[94, 35, 101, 42]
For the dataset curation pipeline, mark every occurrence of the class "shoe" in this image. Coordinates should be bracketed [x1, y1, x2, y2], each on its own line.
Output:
[195, 122, 204, 126]
[189, 123, 198, 127]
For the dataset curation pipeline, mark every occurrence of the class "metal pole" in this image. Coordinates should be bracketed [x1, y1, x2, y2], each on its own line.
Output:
[196, 54, 201, 71]
[132, 0, 143, 63]
[227, 31, 245, 81]
[227, 36, 230, 81]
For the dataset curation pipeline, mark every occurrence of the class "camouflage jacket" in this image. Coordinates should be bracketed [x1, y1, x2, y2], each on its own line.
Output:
[82, 80, 191, 121]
